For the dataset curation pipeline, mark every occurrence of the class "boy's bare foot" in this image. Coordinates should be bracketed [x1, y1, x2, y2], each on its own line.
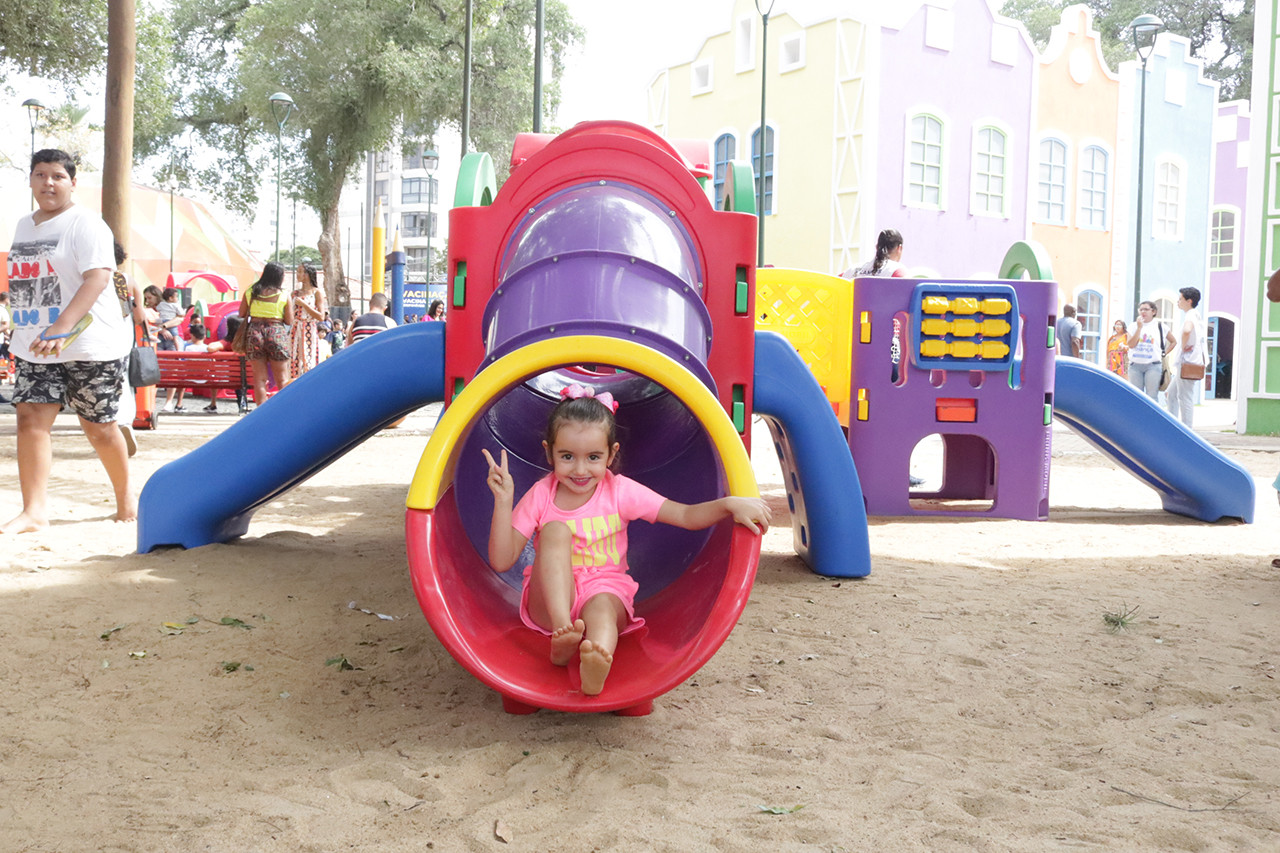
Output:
[550, 619, 585, 666]
[0, 511, 49, 535]
[578, 639, 613, 696]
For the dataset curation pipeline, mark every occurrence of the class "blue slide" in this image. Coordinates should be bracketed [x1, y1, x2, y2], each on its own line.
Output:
[137, 322, 446, 552]
[753, 331, 871, 577]
[1053, 358, 1254, 523]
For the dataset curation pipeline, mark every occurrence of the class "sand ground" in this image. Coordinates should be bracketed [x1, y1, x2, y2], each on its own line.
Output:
[1, 398, 1278, 852]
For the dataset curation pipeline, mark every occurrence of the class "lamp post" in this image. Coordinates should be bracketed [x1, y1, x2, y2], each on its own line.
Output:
[754, 0, 776, 267]
[1130, 14, 1163, 317]
[22, 98, 46, 209]
[268, 91, 295, 263]
[167, 156, 178, 272]
[423, 149, 439, 293]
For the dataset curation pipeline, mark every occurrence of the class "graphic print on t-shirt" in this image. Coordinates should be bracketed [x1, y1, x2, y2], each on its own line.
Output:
[7, 238, 62, 329]
[566, 513, 624, 568]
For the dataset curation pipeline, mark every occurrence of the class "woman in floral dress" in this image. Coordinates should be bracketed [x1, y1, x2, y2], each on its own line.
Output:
[288, 262, 326, 385]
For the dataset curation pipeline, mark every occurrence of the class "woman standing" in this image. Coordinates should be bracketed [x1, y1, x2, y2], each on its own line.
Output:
[288, 261, 326, 384]
[1105, 320, 1129, 376]
[239, 262, 294, 407]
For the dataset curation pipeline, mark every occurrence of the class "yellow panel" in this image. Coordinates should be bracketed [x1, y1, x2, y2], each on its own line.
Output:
[755, 268, 854, 421]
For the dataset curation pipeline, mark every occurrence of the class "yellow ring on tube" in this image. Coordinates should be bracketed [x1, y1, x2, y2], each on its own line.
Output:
[406, 335, 757, 510]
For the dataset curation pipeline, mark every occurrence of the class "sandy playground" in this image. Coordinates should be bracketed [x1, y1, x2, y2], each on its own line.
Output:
[1, 399, 1278, 852]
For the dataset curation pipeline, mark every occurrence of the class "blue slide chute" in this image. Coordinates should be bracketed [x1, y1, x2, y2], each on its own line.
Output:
[137, 322, 446, 552]
[753, 331, 871, 577]
[1053, 358, 1254, 523]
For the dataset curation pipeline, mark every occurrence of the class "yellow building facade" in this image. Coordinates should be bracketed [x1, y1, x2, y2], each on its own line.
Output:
[1032, 5, 1120, 360]
[648, 1, 869, 273]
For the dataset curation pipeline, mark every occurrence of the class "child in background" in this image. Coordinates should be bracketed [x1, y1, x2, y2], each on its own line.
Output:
[482, 384, 771, 696]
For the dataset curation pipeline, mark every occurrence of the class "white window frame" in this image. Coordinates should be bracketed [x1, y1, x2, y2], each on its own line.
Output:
[1077, 142, 1111, 231]
[1209, 205, 1241, 271]
[691, 59, 713, 96]
[1035, 136, 1069, 226]
[779, 32, 805, 73]
[970, 121, 1011, 218]
[1153, 156, 1186, 241]
[904, 112, 946, 211]
[735, 16, 755, 73]
[712, 131, 737, 211]
[751, 124, 778, 216]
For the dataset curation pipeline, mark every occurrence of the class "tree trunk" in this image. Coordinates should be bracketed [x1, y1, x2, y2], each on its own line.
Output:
[318, 197, 349, 308]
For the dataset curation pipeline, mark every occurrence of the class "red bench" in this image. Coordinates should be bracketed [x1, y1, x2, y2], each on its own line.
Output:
[155, 350, 250, 399]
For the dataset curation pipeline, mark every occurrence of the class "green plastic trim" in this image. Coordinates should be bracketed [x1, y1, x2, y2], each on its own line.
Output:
[735, 266, 749, 314]
[732, 384, 746, 434]
[998, 240, 1054, 282]
[723, 161, 756, 215]
[453, 152, 497, 208]
[453, 260, 467, 308]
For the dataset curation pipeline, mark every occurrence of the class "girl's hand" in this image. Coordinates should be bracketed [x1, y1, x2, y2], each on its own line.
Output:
[727, 496, 772, 534]
[481, 448, 514, 504]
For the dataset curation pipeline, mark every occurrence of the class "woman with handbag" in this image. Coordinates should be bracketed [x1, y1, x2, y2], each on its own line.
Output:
[238, 262, 294, 407]
[112, 241, 155, 456]
[1165, 287, 1208, 428]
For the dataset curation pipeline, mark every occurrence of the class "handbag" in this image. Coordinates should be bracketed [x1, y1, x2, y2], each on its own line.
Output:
[1179, 361, 1206, 381]
[128, 297, 161, 388]
[1156, 321, 1172, 392]
[231, 316, 252, 355]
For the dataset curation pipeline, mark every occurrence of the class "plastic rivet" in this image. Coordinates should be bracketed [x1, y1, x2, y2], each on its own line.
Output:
[552, 256, 558, 262]
[669, 210, 676, 217]
[528, 208, 536, 214]
[630, 328, 637, 334]
[599, 180, 607, 185]
[549, 326, 556, 333]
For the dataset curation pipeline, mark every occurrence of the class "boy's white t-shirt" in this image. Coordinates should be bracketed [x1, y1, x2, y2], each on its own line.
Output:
[6, 204, 129, 363]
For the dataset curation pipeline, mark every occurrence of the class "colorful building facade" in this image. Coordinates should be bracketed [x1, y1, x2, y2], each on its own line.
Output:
[648, 0, 1262, 415]
[1239, 0, 1280, 433]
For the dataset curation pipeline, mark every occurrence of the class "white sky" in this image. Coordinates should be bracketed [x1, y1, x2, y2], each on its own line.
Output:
[554, 1, 729, 127]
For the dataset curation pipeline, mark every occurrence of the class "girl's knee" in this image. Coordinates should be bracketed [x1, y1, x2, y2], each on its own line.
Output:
[540, 521, 572, 547]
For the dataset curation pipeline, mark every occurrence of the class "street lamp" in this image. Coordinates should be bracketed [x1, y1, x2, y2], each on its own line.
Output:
[423, 149, 439, 292]
[754, 0, 776, 267]
[22, 98, 46, 209]
[268, 91, 295, 262]
[1130, 14, 1163, 317]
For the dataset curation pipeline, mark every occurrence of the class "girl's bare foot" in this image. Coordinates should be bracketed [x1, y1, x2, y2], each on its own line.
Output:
[114, 494, 138, 523]
[550, 619, 585, 666]
[0, 510, 49, 535]
[578, 639, 613, 696]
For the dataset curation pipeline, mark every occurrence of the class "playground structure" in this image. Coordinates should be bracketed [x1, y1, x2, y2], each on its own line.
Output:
[757, 243, 1255, 524]
[136, 120, 1254, 716]
[137, 121, 867, 716]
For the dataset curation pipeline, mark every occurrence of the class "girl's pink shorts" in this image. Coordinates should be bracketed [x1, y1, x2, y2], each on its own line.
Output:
[519, 564, 645, 636]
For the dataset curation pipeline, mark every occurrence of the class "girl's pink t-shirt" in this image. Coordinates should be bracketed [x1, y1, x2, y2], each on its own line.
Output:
[511, 471, 666, 573]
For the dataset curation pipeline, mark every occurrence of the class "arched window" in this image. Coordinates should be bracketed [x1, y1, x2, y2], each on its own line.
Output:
[751, 125, 775, 215]
[1075, 289, 1103, 364]
[1154, 159, 1183, 240]
[972, 125, 1007, 216]
[1036, 138, 1067, 225]
[907, 114, 943, 209]
[1078, 145, 1108, 229]
[1210, 207, 1239, 271]
[713, 133, 736, 211]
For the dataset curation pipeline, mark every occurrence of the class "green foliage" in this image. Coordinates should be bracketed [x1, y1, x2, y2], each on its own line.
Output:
[270, 245, 322, 267]
[145, 0, 582, 304]
[1001, 0, 1253, 101]
[0, 0, 107, 83]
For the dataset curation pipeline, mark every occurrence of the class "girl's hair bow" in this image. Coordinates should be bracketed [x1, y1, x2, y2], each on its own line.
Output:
[560, 383, 618, 412]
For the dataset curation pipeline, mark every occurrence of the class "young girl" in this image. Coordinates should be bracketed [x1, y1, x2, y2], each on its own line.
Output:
[482, 384, 771, 696]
